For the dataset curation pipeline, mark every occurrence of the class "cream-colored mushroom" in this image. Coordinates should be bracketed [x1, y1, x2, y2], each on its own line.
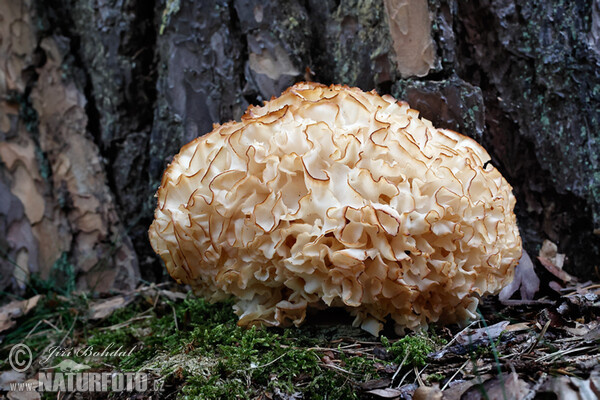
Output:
[149, 82, 522, 335]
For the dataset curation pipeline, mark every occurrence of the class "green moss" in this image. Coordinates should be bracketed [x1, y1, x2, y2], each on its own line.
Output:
[381, 333, 445, 367]
[1, 293, 386, 398]
[427, 372, 445, 382]
[114, 297, 379, 398]
[181, 375, 248, 399]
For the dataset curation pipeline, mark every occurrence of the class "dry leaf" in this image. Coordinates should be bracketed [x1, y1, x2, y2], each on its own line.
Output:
[505, 322, 531, 332]
[590, 370, 600, 397]
[537, 239, 575, 283]
[0, 316, 16, 333]
[549, 280, 565, 293]
[159, 290, 187, 302]
[88, 296, 133, 320]
[7, 380, 41, 400]
[6, 379, 42, 400]
[539, 240, 566, 269]
[456, 321, 510, 346]
[564, 320, 599, 338]
[360, 378, 391, 390]
[462, 373, 529, 400]
[441, 379, 478, 400]
[499, 250, 540, 301]
[0, 371, 26, 391]
[366, 387, 403, 398]
[541, 373, 600, 400]
[0, 295, 42, 334]
[538, 257, 574, 283]
[413, 385, 442, 400]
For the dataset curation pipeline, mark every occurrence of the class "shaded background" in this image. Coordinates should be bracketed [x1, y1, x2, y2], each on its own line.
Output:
[1, 0, 599, 296]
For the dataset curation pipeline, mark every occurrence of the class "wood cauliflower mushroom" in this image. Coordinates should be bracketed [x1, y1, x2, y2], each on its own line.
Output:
[149, 82, 522, 335]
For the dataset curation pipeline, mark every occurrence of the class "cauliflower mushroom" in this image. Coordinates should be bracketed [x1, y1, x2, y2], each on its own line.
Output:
[149, 82, 522, 335]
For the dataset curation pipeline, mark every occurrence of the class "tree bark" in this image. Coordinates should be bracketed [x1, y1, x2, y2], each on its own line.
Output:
[1, 0, 598, 295]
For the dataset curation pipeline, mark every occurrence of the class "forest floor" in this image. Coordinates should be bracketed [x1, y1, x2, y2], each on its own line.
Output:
[0, 257, 599, 399]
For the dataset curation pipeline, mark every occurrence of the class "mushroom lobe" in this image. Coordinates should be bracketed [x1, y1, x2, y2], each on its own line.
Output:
[149, 82, 522, 335]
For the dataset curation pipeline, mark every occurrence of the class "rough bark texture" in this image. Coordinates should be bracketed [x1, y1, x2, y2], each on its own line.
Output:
[1, 0, 598, 295]
[0, 0, 139, 293]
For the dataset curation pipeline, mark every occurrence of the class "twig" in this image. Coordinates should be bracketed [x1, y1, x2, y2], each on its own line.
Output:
[441, 360, 469, 391]
[24, 319, 61, 341]
[413, 364, 429, 385]
[320, 362, 358, 375]
[522, 372, 547, 400]
[535, 345, 596, 362]
[397, 367, 413, 388]
[97, 315, 153, 331]
[476, 309, 507, 400]
[526, 319, 550, 354]
[414, 366, 424, 387]
[248, 352, 289, 370]
[306, 344, 361, 352]
[391, 351, 410, 384]
[500, 299, 553, 306]
[561, 283, 600, 296]
[444, 320, 480, 349]
[171, 304, 179, 331]
[58, 316, 78, 347]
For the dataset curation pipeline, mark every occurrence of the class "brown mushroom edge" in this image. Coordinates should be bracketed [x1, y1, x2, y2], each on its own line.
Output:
[149, 82, 522, 336]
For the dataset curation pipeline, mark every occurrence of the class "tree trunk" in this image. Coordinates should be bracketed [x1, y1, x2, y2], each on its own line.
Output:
[1, 0, 598, 295]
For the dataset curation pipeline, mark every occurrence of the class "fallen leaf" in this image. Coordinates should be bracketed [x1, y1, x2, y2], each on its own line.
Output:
[441, 379, 478, 400]
[0, 295, 42, 333]
[0, 295, 42, 317]
[564, 321, 599, 338]
[549, 280, 564, 293]
[413, 385, 442, 400]
[374, 362, 397, 374]
[540, 374, 600, 400]
[0, 371, 26, 391]
[537, 240, 575, 283]
[456, 321, 510, 346]
[0, 316, 16, 333]
[360, 378, 391, 390]
[159, 289, 187, 302]
[583, 327, 600, 342]
[590, 370, 600, 397]
[397, 383, 418, 399]
[366, 387, 403, 398]
[321, 355, 335, 365]
[462, 373, 529, 400]
[539, 240, 566, 269]
[88, 295, 134, 320]
[505, 322, 531, 332]
[538, 256, 574, 282]
[7, 379, 40, 400]
[499, 251, 539, 301]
